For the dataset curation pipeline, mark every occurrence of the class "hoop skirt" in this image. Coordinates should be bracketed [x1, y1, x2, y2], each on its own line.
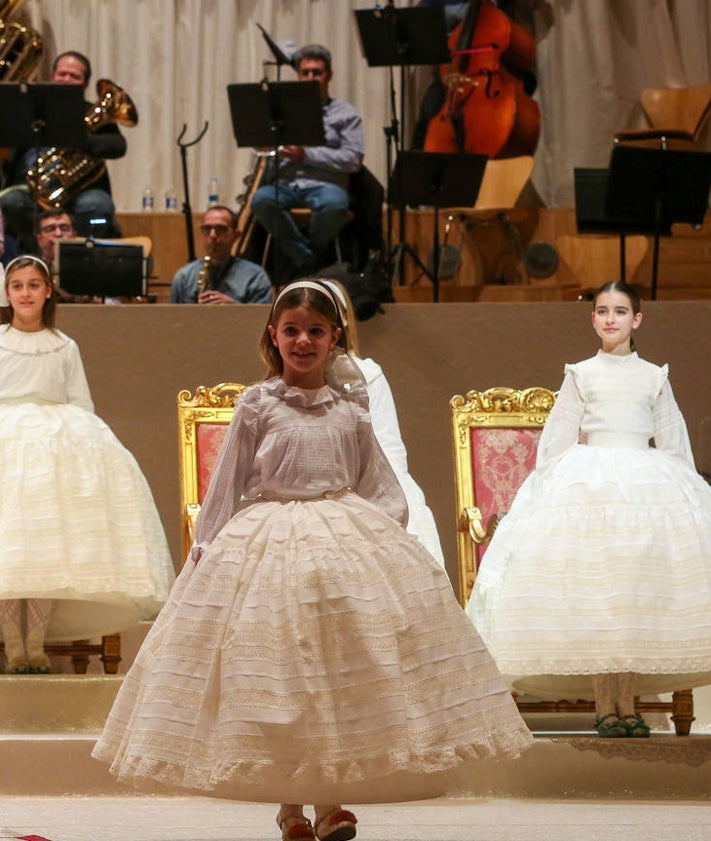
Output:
[467, 351, 711, 700]
[0, 326, 175, 641]
[93, 377, 533, 804]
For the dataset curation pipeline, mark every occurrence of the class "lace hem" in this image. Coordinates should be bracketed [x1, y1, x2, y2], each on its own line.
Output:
[93, 724, 533, 798]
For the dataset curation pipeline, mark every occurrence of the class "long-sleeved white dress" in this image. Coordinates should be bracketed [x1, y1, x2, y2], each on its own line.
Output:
[0, 325, 175, 641]
[93, 376, 533, 804]
[354, 356, 446, 566]
[467, 351, 711, 700]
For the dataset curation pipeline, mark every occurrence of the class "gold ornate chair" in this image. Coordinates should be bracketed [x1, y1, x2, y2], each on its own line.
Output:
[177, 382, 248, 562]
[450, 385, 695, 735]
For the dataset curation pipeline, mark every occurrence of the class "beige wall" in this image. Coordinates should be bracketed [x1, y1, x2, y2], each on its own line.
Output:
[57, 302, 711, 595]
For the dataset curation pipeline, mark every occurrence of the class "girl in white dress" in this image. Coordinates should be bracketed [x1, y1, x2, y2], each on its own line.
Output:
[93, 279, 533, 841]
[0, 256, 175, 674]
[467, 280, 711, 737]
[322, 279, 446, 567]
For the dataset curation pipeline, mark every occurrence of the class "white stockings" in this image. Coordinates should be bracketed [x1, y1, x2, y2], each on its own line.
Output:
[0, 598, 53, 674]
[592, 671, 637, 718]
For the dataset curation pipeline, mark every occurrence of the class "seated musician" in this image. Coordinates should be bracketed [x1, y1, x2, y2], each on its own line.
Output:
[0, 50, 126, 252]
[170, 206, 273, 304]
[250, 43, 364, 282]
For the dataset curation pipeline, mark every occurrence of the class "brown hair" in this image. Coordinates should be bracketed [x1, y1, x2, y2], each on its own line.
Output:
[259, 279, 346, 377]
[1, 256, 57, 328]
[593, 280, 642, 351]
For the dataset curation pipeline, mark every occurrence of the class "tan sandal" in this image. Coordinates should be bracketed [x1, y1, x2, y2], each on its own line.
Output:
[277, 811, 316, 841]
[315, 809, 357, 841]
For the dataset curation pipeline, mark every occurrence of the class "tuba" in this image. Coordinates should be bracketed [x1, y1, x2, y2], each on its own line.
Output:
[26, 78, 138, 209]
[0, 0, 42, 82]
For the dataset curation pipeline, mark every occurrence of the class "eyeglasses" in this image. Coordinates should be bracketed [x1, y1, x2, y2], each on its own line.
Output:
[200, 224, 231, 235]
[40, 223, 73, 234]
[298, 67, 326, 78]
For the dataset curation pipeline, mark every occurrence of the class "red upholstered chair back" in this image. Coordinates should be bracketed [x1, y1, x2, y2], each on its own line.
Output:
[177, 382, 247, 562]
[450, 386, 556, 608]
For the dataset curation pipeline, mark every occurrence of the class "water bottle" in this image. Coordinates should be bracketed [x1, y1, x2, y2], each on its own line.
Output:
[165, 187, 178, 211]
[141, 186, 154, 212]
[207, 177, 219, 208]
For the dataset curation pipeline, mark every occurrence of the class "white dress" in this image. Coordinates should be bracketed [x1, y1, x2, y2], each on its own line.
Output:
[93, 376, 532, 805]
[468, 351, 711, 700]
[355, 356, 446, 566]
[0, 325, 175, 641]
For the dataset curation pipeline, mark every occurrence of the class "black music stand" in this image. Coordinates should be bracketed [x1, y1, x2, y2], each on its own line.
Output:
[0, 83, 85, 242]
[355, 3, 450, 289]
[575, 145, 711, 299]
[0, 83, 85, 147]
[226, 80, 325, 277]
[391, 151, 487, 301]
[57, 239, 146, 299]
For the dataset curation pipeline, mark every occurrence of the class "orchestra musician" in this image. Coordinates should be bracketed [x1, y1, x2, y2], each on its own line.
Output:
[250, 44, 364, 283]
[0, 51, 126, 252]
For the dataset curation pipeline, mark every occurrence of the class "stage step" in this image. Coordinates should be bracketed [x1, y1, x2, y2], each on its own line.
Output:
[1, 731, 710, 799]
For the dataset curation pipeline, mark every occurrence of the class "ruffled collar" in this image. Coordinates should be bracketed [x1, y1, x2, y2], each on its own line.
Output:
[596, 350, 639, 364]
[0, 324, 71, 355]
[264, 377, 337, 409]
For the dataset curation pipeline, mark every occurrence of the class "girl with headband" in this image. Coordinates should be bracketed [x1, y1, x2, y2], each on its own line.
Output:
[0, 256, 174, 674]
[94, 278, 533, 839]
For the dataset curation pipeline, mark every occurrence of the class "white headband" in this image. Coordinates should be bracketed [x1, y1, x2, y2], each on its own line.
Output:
[273, 279, 340, 313]
[1, 256, 52, 307]
[321, 279, 347, 310]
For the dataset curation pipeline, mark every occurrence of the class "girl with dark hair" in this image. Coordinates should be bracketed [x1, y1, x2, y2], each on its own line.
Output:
[468, 280, 711, 737]
[0, 257, 174, 674]
[93, 278, 532, 840]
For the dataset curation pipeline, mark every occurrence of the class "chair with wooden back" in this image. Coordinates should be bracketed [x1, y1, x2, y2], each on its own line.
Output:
[615, 83, 711, 149]
[450, 385, 695, 735]
[177, 382, 248, 563]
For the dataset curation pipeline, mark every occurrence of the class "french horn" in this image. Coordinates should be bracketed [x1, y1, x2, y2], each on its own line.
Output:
[27, 78, 138, 209]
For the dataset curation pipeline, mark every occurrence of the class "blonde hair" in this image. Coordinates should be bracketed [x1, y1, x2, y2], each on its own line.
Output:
[321, 278, 361, 356]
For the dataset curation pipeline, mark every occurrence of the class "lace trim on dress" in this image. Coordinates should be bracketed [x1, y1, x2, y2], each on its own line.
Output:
[0, 325, 71, 356]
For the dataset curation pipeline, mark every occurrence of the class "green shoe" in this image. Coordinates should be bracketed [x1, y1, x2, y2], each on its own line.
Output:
[621, 714, 651, 737]
[594, 713, 627, 737]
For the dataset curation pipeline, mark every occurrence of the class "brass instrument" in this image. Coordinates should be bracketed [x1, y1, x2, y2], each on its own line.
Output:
[0, 0, 42, 82]
[231, 149, 273, 259]
[26, 78, 138, 209]
[196, 255, 212, 300]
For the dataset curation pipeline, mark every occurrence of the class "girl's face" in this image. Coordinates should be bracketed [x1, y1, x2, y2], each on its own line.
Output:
[6, 265, 52, 331]
[268, 304, 341, 389]
[592, 290, 642, 354]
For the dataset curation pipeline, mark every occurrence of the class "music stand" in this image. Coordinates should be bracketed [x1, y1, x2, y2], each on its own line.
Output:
[57, 239, 146, 299]
[227, 80, 325, 277]
[576, 145, 711, 299]
[355, 3, 450, 289]
[0, 83, 86, 242]
[391, 151, 487, 301]
[0, 83, 86, 147]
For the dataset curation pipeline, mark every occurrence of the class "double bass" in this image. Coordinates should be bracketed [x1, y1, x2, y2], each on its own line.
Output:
[424, 0, 540, 159]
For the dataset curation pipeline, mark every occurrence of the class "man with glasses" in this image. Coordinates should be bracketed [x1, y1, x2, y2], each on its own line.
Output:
[170, 206, 272, 304]
[36, 209, 77, 272]
[250, 43, 364, 282]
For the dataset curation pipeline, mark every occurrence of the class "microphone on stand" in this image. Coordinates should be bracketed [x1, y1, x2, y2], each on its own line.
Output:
[257, 23, 295, 68]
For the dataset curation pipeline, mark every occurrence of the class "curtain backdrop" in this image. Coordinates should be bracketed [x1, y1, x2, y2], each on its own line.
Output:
[18, 0, 711, 214]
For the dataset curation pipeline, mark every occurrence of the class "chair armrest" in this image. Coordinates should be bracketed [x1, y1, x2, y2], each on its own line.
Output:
[460, 506, 503, 546]
[186, 503, 201, 545]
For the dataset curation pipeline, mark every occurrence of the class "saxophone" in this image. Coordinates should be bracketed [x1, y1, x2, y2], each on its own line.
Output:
[196, 255, 212, 301]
